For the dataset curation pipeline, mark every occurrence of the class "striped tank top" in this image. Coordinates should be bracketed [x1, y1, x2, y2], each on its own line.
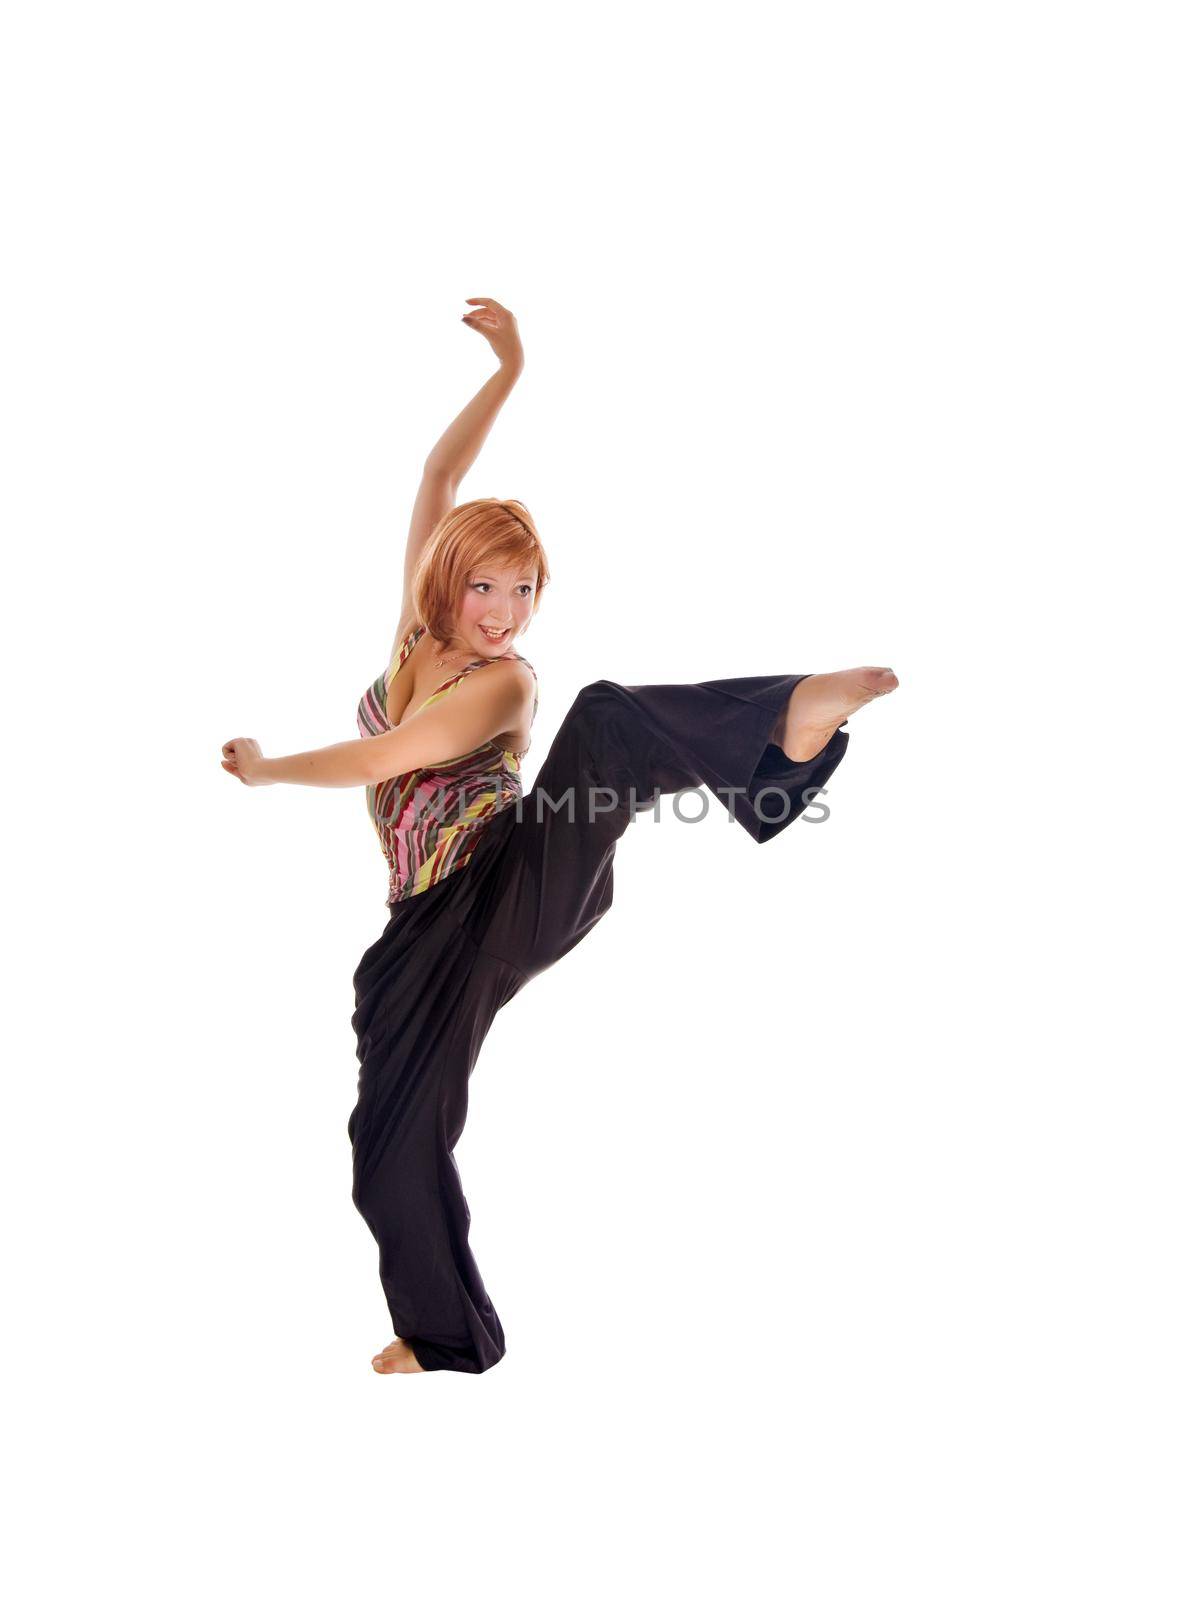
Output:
[356, 623, 538, 904]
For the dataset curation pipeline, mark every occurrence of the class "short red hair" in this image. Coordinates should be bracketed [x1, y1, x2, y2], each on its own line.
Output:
[413, 498, 550, 645]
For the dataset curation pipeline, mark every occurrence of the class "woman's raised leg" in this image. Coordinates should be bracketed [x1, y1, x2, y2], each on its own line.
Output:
[473, 664, 896, 987]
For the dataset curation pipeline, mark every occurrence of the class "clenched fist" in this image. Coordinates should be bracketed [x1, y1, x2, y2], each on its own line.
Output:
[221, 737, 273, 787]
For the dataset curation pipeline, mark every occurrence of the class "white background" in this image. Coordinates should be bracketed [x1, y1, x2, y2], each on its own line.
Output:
[4, 2, 1188, 1596]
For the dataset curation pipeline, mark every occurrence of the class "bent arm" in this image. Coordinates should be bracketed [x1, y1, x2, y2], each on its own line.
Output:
[258, 663, 534, 789]
[389, 336, 524, 663]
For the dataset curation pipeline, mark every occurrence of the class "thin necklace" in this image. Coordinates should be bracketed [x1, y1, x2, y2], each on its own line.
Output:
[433, 636, 512, 668]
[433, 645, 481, 670]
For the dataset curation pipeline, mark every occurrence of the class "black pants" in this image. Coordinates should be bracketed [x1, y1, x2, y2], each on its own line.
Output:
[348, 673, 848, 1373]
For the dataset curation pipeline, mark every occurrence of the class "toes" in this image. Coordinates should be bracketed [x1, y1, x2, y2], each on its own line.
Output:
[372, 1339, 404, 1372]
[372, 1337, 425, 1374]
[860, 667, 899, 695]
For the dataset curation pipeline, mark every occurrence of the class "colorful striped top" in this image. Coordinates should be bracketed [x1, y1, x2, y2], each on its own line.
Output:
[357, 622, 538, 904]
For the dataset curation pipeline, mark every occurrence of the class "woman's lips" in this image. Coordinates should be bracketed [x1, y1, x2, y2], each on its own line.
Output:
[480, 626, 509, 641]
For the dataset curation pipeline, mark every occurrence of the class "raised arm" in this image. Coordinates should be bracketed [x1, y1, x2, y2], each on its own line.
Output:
[221, 659, 535, 790]
[387, 299, 525, 664]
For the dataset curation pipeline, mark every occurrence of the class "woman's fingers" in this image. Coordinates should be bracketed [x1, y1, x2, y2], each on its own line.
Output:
[461, 299, 521, 366]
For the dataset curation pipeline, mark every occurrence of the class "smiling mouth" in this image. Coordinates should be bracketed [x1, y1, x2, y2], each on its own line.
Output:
[480, 625, 510, 640]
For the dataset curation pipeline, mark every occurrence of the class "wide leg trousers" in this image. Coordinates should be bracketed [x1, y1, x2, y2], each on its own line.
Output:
[348, 672, 849, 1373]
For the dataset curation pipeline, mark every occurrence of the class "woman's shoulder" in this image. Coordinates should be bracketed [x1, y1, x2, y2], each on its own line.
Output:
[469, 651, 538, 721]
[510, 652, 539, 720]
[480, 651, 537, 696]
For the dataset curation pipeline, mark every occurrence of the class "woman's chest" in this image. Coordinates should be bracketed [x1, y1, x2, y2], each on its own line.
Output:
[385, 659, 482, 729]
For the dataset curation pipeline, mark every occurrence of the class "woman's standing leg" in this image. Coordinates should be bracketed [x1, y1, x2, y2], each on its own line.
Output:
[349, 899, 518, 1374]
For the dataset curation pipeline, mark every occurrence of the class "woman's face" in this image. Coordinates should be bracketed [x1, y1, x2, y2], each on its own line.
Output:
[452, 562, 539, 656]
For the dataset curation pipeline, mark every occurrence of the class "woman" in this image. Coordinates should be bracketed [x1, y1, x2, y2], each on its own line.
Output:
[221, 297, 899, 1375]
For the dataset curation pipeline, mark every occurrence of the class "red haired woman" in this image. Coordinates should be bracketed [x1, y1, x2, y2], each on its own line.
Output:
[221, 298, 898, 1375]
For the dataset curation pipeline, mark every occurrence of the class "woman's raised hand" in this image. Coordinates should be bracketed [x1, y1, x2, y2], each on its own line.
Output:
[461, 298, 524, 370]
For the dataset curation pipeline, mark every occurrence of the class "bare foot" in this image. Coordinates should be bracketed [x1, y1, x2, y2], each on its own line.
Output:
[372, 1337, 426, 1375]
[771, 667, 899, 762]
